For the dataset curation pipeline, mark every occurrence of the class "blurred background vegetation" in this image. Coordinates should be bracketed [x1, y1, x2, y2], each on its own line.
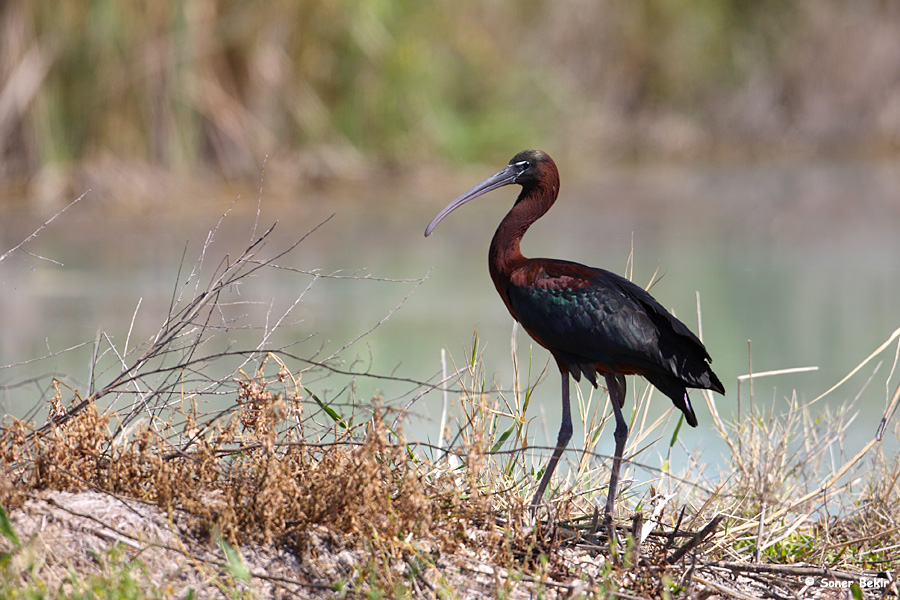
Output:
[2, 0, 900, 199]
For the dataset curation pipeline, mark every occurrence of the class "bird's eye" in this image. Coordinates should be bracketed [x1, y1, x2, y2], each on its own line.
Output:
[513, 160, 529, 174]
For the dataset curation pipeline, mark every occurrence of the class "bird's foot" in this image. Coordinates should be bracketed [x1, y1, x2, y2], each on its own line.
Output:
[587, 505, 618, 543]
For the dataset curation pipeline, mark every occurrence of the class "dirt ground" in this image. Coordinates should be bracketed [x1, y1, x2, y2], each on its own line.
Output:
[7, 489, 895, 599]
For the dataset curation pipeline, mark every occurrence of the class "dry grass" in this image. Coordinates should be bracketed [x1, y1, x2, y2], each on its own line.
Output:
[2, 204, 899, 598]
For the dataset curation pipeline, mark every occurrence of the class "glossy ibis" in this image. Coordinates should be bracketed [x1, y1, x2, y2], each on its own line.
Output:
[425, 149, 724, 518]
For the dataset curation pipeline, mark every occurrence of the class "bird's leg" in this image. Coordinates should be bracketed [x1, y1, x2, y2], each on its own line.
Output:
[603, 373, 628, 519]
[530, 375, 572, 512]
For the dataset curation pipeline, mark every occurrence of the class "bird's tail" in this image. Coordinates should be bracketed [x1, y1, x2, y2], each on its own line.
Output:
[644, 373, 699, 427]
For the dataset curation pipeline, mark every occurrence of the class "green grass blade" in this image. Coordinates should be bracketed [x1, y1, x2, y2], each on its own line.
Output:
[0, 505, 20, 547]
[490, 424, 516, 454]
[668, 414, 684, 449]
[217, 536, 251, 583]
[305, 386, 349, 429]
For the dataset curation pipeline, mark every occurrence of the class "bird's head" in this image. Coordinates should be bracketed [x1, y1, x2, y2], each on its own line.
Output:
[505, 149, 553, 187]
[424, 149, 558, 236]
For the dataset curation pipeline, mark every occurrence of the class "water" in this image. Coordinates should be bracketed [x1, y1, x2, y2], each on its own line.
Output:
[2, 160, 898, 481]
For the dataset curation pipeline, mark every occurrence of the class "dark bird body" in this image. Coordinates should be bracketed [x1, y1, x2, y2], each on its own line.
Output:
[426, 150, 724, 517]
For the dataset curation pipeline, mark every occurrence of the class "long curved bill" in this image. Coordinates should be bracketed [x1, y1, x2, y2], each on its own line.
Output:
[424, 163, 520, 236]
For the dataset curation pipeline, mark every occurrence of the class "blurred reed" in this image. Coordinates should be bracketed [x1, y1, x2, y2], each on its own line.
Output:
[2, 0, 899, 190]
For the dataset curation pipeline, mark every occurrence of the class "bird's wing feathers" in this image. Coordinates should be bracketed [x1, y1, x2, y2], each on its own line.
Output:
[507, 260, 715, 390]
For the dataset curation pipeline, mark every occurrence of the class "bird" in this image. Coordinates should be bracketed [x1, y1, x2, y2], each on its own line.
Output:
[425, 149, 725, 519]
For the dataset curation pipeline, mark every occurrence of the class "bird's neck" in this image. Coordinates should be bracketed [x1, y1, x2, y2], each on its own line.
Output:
[489, 181, 558, 289]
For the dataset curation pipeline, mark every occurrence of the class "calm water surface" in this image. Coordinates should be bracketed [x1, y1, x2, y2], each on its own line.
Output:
[2, 160, 899, 481]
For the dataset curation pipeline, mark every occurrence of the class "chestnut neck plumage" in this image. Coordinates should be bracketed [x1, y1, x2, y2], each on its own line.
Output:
[488, 163, 560, 300]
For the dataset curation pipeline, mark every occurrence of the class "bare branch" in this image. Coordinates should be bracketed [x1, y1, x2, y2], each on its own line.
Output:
[0, 191, 88, 264]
